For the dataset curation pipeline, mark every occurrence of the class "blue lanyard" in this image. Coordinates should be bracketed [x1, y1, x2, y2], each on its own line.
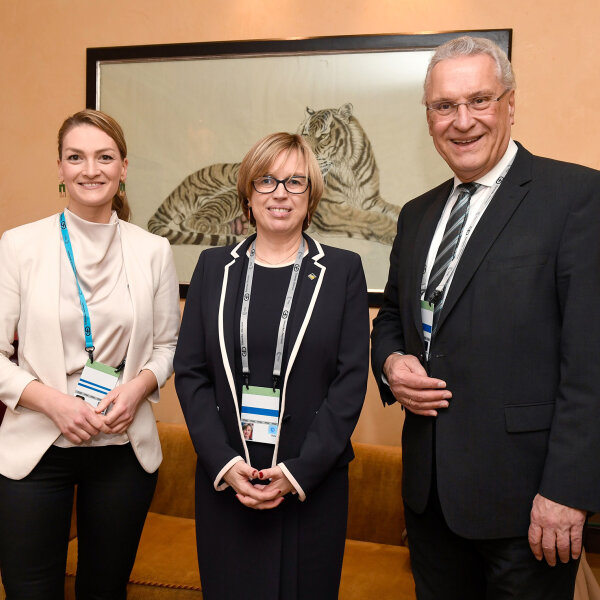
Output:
[59, 212, 95, 362]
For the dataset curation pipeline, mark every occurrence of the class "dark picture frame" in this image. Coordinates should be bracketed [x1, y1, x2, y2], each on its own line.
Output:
[87, 30, 511, 307]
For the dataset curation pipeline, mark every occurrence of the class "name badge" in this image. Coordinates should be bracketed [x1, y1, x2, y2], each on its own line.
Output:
[421, 299, 434, 344]
[75, 360, 119, 411]
[241, 386, 280, 445]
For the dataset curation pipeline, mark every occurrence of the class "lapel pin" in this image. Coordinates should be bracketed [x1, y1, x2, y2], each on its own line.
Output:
[308, 273, 316, 280]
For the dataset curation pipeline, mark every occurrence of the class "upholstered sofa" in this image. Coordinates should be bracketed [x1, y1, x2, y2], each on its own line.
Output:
[62, 421, 414, 599]
[1, 420, 599, 598]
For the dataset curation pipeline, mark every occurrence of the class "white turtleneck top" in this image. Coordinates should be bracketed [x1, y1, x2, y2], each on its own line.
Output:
[55, 208, 133, 447]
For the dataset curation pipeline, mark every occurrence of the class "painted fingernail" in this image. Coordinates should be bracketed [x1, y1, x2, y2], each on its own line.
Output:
[258, 471, 264, 479]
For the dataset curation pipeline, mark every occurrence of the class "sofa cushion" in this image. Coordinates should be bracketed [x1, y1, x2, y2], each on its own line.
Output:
[348, 442, 405, 545]
[66, 512, 201, 597]
[150, 422, 197, 519]
[64, 525, 414, 600]
[341, 539, 414, 600]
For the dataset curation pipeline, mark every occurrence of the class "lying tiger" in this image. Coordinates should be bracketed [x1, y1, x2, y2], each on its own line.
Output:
[147, 103, 400, 246]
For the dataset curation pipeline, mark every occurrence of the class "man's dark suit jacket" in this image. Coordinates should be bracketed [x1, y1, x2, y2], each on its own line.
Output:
[371, 143, 600, 539]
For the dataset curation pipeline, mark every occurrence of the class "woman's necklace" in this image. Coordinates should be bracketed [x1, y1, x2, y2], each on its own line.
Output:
[255, 238, 303, 266]
[255, 248, 298, 265]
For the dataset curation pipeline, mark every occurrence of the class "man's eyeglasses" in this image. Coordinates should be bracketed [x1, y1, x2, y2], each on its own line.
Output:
[252, 175, 311, 195]
[426, 88, 512, 119]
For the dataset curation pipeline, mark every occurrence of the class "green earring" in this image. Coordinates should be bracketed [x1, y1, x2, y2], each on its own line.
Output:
[59, 183, 66, 198]
[119, 181, 126, 197]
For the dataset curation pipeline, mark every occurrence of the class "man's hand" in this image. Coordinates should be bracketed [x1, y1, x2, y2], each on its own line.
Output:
[383, 353, 451, 416]
[528, 494, 586, 566]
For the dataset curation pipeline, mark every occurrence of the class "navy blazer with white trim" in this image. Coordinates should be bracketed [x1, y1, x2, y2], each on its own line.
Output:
[175, 233, 369, 500]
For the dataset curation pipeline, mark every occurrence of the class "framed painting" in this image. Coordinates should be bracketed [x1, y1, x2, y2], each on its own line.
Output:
[87, 29, 511, 305]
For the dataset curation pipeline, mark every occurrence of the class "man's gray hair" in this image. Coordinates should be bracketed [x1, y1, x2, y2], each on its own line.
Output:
[423, 36, 516, 103]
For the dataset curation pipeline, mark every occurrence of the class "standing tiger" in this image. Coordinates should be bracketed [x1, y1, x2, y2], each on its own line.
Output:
[147, 103, 399, 245]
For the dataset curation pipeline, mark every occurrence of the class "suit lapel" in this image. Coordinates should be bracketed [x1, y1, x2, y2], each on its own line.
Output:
[219, 235, 252, 390]
[217, 236, 252, 462]
[119, 222, 153, 383]
[32, 215, 68, 391]
[411, 182, 453, 342]
[436, 147, 533, 333]
[285, 235, 324, 369]
[272, 235, 324, 465]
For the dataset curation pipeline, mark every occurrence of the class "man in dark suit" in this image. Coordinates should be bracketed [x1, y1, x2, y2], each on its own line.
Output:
[371, 36, 600, 599]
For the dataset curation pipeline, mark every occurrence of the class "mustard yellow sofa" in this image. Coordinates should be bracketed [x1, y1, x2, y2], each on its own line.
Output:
[64, 421, 414, 599]
[0, 421, 599, 598]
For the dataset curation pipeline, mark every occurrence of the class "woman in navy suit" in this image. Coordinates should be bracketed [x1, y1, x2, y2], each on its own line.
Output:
[174, 132, 369, 599]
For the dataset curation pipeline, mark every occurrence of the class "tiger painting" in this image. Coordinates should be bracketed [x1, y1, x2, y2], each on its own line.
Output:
[147, 162, 243, 246]
[147, 103, 400, 246]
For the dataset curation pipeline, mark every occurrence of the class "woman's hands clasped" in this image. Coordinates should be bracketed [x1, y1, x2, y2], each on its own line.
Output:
[19, 380, 108, 445]
[95, 370, 156, 434]
[19, 370, 158, 444]
[48, 391, 110, 444]
[224, 461, 294, 510]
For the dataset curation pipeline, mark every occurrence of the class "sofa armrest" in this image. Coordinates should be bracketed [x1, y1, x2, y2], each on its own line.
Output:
[347, 442, 405, 546]
[150, 422, 197, 519]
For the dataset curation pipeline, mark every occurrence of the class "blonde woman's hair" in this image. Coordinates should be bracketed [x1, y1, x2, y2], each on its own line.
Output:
[237, 132, 323, 231]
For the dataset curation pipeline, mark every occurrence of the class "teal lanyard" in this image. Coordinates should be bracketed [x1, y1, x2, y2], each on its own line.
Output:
[59, 212, 95, 362]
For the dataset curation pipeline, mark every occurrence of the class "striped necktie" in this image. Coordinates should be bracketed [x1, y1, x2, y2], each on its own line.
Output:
[425, 182, 479, 325]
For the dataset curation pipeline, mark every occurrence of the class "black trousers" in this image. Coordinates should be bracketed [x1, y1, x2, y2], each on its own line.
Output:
[0, 443, 157, 600]
[404, 481, 580, 600]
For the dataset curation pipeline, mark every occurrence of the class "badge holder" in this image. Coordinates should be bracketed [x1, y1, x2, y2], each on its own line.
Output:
[421, 299, 434, 360]
[75, 359, 122, 414]
[241, 385, 280, 445]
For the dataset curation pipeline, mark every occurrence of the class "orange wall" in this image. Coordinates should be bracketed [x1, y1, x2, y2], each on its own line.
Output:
[2, 0, 598, 445]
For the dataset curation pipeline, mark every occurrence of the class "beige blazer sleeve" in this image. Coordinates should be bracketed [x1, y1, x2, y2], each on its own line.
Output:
[0, 227, 38, 409]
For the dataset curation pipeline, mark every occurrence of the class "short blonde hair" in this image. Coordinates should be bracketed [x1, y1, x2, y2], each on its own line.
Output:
[237, 132, 323, 231]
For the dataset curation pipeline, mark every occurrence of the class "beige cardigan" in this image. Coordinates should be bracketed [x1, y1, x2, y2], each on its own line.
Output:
[0, 213, 180, 479]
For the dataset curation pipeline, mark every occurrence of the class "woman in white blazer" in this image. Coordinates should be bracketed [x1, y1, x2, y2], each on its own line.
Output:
[0, 110, 180, 599]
